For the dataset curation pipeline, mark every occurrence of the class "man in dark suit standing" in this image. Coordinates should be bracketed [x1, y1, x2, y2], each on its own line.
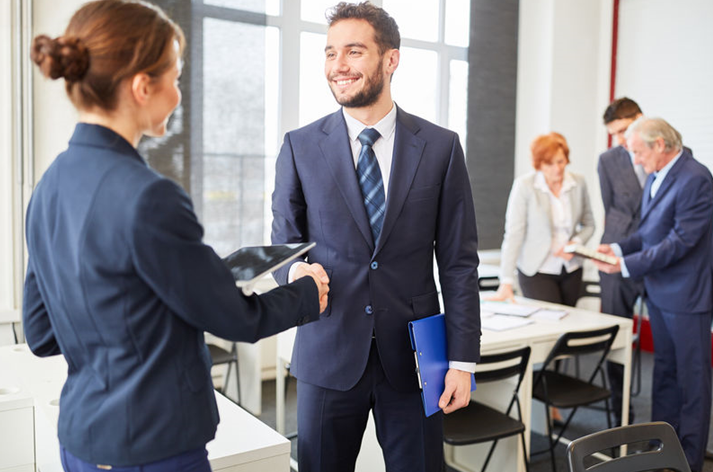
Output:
[597, 97, 645, 425]
[595, 117, 713, 472]
[271, 2, 481, 471]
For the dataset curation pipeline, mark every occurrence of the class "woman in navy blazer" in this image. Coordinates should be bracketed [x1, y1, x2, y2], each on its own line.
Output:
[24, 1, 328, 470]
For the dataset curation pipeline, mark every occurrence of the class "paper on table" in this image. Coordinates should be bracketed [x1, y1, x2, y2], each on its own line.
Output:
[481, 313, 534, 331]
[531, 309, 568, 321]
[481, 301, 540, 317]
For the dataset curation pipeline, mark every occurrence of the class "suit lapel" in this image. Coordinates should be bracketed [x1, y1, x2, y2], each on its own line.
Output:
[318, 111, 374, 250]
[374, 108, 426, 255]
[640, 153, 687, 224]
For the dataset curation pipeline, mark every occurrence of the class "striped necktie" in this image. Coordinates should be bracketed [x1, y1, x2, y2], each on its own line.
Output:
[356, 128, 385, 244]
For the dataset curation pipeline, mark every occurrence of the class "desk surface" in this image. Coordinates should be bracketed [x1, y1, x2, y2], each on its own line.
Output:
[0, 344, 289, 472]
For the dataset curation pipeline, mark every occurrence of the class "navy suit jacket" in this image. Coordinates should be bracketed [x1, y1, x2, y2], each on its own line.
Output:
[271, 107, 481, 392]
[23, 124, 319, 466]
[598, 145, 644, 244]
[618, 150, 713, 314]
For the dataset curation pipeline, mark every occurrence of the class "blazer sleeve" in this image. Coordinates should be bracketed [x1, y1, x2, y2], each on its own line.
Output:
[598, 154, 613, 214]
[499, 178, 528, 284]
[271, 132, 309, 286]
[131, 178, 319, 343]
[434, 134, 481, 363]
[572, 177, 595, 244]
[22, 255, 61, 357]
[624, 172, 713, 278]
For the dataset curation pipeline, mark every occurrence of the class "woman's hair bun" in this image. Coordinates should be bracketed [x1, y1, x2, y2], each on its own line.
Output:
[31, 34, 89, 82]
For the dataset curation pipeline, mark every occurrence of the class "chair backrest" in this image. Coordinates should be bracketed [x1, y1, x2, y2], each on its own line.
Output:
[475, 346, 531, 417]
[567, 421, 691, 472]
[535, 324, 619, 385]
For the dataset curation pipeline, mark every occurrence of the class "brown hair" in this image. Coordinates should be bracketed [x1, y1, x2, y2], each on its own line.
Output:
[602, 97, 642, 124]
[530, 132, 570, 169]
[327, 2, 400, 53]
[31, 0, 185, 112]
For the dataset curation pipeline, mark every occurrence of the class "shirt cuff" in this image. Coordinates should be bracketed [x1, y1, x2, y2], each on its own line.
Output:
[449, 361, 477, 373]
[287, 261, 309, 283]
[611, 243, 623, 257]
[619, 257, 630, 278]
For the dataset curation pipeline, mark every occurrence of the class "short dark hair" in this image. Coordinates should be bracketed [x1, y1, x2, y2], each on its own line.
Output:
[602, 97, 642, 124]
[326, 2, 400, 53]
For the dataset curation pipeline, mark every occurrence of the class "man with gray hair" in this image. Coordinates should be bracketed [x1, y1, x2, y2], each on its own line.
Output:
[595, 117, 713, 472]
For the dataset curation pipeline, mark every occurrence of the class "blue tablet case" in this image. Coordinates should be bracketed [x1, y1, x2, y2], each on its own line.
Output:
[408, 313, 477, 417]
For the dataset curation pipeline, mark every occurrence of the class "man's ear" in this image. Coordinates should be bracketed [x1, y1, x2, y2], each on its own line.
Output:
[384, 48, 400, 75]
[130, 73, 152, 106]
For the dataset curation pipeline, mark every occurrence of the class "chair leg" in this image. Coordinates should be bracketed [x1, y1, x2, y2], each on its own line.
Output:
[544, 403, 557, 472]
[480, 439, 500, 472]
[233, 358, 240, 405]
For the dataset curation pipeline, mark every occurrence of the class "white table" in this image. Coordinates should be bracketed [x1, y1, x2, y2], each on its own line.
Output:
[0, 344, 291, 472]
[276, 298, 633, 472]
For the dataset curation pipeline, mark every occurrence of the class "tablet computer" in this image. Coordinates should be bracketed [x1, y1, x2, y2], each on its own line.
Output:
[222, 242, 316, 294]
[563, 243, 618, 265]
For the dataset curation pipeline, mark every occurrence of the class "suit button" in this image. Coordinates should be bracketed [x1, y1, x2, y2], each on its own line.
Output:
[365, 305, 373, 315]
[370, 261, 378, 270]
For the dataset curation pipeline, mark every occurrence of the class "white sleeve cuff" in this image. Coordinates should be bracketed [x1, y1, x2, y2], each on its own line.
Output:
[287, 261, 309, 283]
[449, 361, 477, 373]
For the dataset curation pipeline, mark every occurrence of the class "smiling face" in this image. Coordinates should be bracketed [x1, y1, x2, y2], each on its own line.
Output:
[324, 19, 397, 110]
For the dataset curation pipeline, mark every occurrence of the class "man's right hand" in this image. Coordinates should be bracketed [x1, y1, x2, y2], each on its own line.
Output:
[294, 263, 330, 313]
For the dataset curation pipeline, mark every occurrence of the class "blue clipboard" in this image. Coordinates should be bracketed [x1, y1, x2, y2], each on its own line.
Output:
[408, 313, 476, 417]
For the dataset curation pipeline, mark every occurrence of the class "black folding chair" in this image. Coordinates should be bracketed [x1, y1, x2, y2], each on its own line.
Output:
[444, 346, 531, 472]
[567, 421, 691, 472]
[532, 325, 620, 471]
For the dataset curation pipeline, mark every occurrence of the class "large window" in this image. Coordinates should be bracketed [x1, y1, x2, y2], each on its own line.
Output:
[148, 0, 470, 256]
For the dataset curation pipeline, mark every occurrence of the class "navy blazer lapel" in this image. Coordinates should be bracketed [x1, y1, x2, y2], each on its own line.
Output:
[640, 153, 688, 224]
[375, 108, 426, 255]
[318, 111, 374, 249]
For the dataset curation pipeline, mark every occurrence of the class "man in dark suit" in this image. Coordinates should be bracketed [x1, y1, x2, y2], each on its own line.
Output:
[597, 97, 645, 425]
[595, 117, 713, 472]
[271, 3, 481, 471]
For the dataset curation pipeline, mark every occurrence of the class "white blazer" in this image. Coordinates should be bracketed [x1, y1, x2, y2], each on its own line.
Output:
[499, 171, 595, 281]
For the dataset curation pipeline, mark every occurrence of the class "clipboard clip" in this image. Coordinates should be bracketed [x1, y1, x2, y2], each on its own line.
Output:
[414, 351, 423, 389]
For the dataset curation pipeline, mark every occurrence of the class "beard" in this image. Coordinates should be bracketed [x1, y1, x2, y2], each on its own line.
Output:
[329, 58, 386, 108]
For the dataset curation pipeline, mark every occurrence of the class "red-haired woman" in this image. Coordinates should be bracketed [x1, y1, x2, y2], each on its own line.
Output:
[25, 1, 328, 471]
[489, 132, 595, 306]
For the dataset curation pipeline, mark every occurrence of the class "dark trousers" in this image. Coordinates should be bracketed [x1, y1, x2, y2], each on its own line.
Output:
[599, 271, 643, 424]
[647, 302, 712, 472]
[517, 267, 583, 307]
[297, 340, 444, 472]
[60, 446, 210, 472]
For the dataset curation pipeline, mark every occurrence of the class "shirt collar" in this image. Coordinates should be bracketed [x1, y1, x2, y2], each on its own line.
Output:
[534, 170, 577, 194]
[342, 103, 397, 143]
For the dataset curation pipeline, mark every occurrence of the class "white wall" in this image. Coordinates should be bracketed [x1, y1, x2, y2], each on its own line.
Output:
[617, 0, 713, 170]
[32, 0, 82, 177]
[515, 0, 615, 247]
[1, 0, 16, 312]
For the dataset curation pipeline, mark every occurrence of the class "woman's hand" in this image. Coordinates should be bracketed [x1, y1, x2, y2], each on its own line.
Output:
[554, 241, 575, 261]
[485, 283, 515, 302]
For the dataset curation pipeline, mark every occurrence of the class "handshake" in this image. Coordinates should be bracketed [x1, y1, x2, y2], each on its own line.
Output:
[293, 262, 330, 313]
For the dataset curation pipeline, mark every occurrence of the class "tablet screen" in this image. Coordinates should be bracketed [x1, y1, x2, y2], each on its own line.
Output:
[222, 242, 315, 282]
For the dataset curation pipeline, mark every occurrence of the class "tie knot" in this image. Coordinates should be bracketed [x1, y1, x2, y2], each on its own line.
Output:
[358, 128, 381, 148]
